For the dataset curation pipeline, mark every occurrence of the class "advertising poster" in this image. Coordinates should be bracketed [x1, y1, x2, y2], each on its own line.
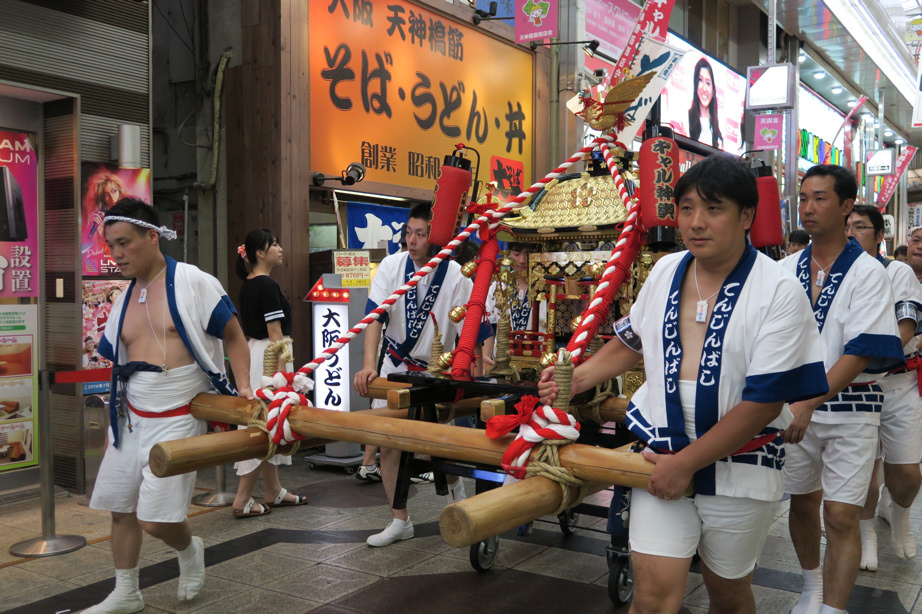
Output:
[333, 250, 371, 287]
[0, 305, 38, 472]
[0, 130, 39, 298]
[310, 0, 534, 193]
[659, 34, 746, 154]
[81, 163, 151, 276]
[754, 114, 784, 151]
[583, 0, 642, 79]
[82, 279, 131, 372]
[514, 0, 557, 44]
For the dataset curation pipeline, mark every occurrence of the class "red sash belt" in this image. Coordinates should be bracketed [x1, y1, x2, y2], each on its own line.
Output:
[128, 401, 192, 418]
[387, 348, 427, 372]
[887, 354, 922, 396]
[656, 431, 779, 457]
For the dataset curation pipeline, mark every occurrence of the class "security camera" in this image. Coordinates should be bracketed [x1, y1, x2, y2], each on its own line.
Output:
[343, 162, 366, 185]
[594, 68, 605, 79]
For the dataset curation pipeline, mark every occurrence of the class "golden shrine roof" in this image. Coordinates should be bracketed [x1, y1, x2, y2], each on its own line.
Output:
[500, 172, 628, 234]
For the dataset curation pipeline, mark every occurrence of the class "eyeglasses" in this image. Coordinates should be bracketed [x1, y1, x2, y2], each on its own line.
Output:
[845, 225, 874, 233]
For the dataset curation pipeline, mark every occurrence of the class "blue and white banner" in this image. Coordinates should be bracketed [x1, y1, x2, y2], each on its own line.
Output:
[347, 202, 406, 255]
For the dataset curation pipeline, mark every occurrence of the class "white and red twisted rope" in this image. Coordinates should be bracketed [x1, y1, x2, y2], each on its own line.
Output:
[565, 143, 644, 365]
[256, 135, 624, 445]
[485, 395, 580, 480]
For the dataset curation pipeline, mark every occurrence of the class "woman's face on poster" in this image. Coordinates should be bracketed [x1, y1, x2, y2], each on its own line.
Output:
[696, 66, 714, 109]
[102, 182, 121, 208]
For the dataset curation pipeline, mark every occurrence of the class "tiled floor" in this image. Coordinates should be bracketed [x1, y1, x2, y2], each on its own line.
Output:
[1, 456, 921, 614]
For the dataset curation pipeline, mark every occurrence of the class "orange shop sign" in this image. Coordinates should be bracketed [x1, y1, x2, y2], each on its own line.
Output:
[310, 1, 534, 193]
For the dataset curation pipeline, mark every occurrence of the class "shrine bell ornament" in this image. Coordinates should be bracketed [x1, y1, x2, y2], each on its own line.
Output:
[449, 305, 468, 323]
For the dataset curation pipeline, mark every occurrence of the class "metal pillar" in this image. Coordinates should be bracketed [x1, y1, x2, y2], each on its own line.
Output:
[191, 464, 235, 507]
[10, 371, 86, 557]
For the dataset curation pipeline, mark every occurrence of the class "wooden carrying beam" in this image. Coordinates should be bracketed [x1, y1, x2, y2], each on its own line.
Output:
[481, 395, 629, 423]
[148, 427, 321, 476]
[150, 396, 653, 488]
[440, 477, 607, 548]
[149, 394, 479, 478]
[363, 377, 411, 400]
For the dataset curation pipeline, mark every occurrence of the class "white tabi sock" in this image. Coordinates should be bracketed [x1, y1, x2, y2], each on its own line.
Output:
[790, 566, 823, 614]
[891, 502, 917, 559]
[81, 566, 144, 614]
[859, 518, 878, 571]
[877, 487, 892, 524]
[817, 605, 845, 614]
[176, 535, 205, 601]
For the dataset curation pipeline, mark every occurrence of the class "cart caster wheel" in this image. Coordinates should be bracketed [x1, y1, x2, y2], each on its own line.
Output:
[344, 467, 356, 475]
[307, 463, 317, 470]
[608, 556, 633, 605]
[469, 535, 499, 572]
[558, 508, 579, 536]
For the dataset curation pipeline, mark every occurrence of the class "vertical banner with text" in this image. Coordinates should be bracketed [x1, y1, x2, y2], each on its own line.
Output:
[310, 1, 534, 194]
[0, 130, 39, 298]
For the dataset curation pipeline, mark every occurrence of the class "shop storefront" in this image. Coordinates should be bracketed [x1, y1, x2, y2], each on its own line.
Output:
[226, 0, 549, 358]
[0, 1, 152, 497]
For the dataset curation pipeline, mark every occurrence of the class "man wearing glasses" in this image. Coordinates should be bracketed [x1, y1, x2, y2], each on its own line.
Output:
[846, 205, 922, 571]
[907, 226, 922, 283]
[780, 165, 903, 614]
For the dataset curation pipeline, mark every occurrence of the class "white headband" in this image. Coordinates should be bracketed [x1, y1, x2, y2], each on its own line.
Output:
[104, 215, 178, 240]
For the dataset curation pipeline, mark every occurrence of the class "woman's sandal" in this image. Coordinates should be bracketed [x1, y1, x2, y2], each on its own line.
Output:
[233, 497, 272, 518]
[267, 487, 308, 508]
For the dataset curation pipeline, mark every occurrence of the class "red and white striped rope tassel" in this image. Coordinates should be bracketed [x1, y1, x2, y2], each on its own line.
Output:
[565, 143, 643, 365]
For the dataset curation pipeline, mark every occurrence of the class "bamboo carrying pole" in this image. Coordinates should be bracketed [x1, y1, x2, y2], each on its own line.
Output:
[150, 398, 654, 486]
[439, 478, 608, 547]
[480, 395, 630, 423]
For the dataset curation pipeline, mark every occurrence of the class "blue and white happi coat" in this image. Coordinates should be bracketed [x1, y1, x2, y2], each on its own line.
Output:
[625, 245, 828, 501]
[780, 239, 904, 426]
[99, 256, 238, 447]
[366, 251, 486, 369]
[880, 257, 922, 360]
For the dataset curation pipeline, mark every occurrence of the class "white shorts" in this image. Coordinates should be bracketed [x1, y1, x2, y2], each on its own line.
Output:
[629, 488, 777, 580]
[235, 337, 293, 476]
[878, 372, 922, 465]
[90, 365, 211, 523]
[783, 421, 878, 506]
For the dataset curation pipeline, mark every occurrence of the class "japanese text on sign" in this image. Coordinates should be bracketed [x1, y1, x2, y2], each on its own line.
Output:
[312, 303, 351, 411]
[311, 0, 533, 192]
[333, 250, 371, 288]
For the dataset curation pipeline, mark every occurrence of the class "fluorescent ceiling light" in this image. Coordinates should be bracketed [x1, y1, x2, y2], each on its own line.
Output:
[799, 54, 806, 63]
[896, 137, 906, 144]
[823, 0, 917, 104]
[885, 130, 894, 136]
[848, 100, 858, 107]
[831, 86, 843, 94]
[813, 71, 826, 79]
[332, 189, 410, 202]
